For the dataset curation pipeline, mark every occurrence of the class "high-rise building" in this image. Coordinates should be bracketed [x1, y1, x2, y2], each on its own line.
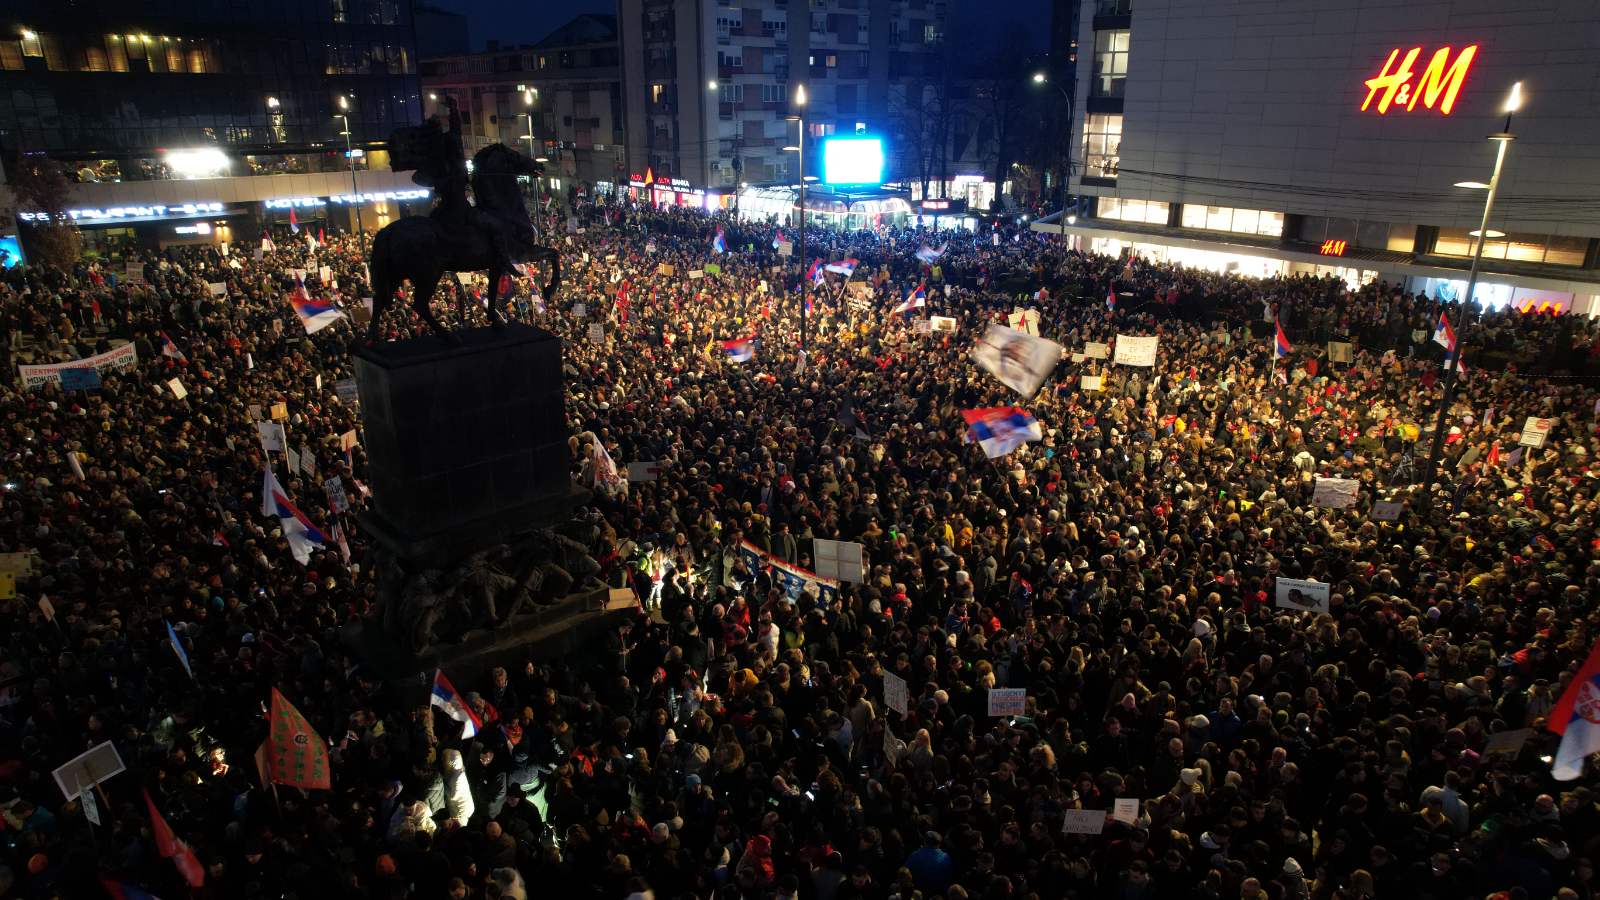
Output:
[1043, 0, 1600, 314]
[0, 0, 427, 253]
[420, 15, 625, 203]
[617, 0, 947, 209]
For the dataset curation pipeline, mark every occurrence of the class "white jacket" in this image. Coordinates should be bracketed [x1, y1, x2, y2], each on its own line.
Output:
[441, 748, 475, 824]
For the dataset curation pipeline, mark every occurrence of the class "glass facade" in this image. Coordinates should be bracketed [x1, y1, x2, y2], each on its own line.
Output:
[0, 0, 421, 164]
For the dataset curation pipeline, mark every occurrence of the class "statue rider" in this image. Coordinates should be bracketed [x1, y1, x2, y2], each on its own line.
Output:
[424, 97, 535, 288]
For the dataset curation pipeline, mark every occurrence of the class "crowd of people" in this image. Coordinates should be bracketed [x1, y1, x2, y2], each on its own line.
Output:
[0, 197, 1598, 900]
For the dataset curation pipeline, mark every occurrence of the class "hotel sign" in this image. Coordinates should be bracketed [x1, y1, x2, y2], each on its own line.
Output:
[1361, 45, 1478, 115]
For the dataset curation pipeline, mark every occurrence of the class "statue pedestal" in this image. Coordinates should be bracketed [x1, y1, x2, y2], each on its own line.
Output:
[353, 323, 583, 568]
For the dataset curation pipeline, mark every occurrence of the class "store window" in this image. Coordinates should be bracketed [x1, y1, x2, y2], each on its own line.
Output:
[1082, 113, 1121, 179]
[1099, 197, 1168, 224]
[1179, 205, 1283, 237]
[1093, 30, 1129, 97]
[1433, 229, 1587, 266]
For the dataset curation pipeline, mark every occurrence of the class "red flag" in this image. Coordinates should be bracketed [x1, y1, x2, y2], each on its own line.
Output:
[318, 227, 326, 245]
[142, 788, 206, 887]
[1486, 442, 1501, 468]
[266, 687, 332, 790]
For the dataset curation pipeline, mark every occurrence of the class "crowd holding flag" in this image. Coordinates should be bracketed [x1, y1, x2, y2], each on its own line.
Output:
[772, 228, 786, 249]
[1274, 317, 1292, 359]
[806, 259, 825, 286]
[915, 243, 947, 265]
[1105, 286, 1117, 312]
[288, 208, 300, 234]
[142, 788, 206, 887]
[590, 438, 623, 496]
[962, 407, 1043, 459]
[1433, 312, 1458, 353]
[825, 258, 859, 277]
[1547, 637, 1600, 780]
[721, 337, 757, 363]
[288, 276, 346, 334]
[261, 469, 329, 565]
[160, 331, 186, 362]
[892, 283, 927, 316]
[430, 670, 482, 739]
[711, 227, 728, 254]
[972, 325, 1063, 398]
[266, 687, 332, 790]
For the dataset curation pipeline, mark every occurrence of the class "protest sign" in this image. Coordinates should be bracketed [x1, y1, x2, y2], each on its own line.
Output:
[704, 263, 722, 276]
[1274, 577, 1331, 613]
[588, 323, 605, 344]
[776, 240, 793, 257]
[1113, 335, 1158, 367]
[18, 343, 138, 389]
[882, 671, 909, 716]
[1519, 416, 1552, 448]
[38, 594, 55, 622]
[334, 379, 359, 405]
[987, 689, 1027, 717]
[689, 270, 704, 280]
[1483, 728, 1532, 757]
[931, 315, 957, 333]
[626, 461, 661, 482]
[325, 477, 350, 513]
[299, 445, 317, 476]
[286, 447, 302, 473]
[167, 378, 188, 400]
[572, 303, 587, 318]
[1083, 341, 1110, 359]
[1070, 352, 1086, 363]
[53, 741, 126, 802]
[1062, 809, 1106, 835]
[1311, 477, 1359, 509]
[271, 402, 289, 421]
[913, 319, 932, 335]
[339, 429, 358, 452]
[1327, 341, 1353, 363]
[0, 572, 13, 600]
[59, 368, 101, 391]
[0, 552, 35, 576]
[813, 539, 866, 583]
[1112, 799, 1139, 826]
[257, 422, 286, 452]
[1081, 375, 1104, 392]
[124, 262, 144, 283]
[207, 282, 228, 297]
[1371, 500, 1403, 522]
[657, 263, 675, 276]
[1007, 309, 1041, 337]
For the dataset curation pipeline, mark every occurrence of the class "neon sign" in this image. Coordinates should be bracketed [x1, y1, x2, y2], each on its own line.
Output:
[1362, 45, 1478, 115]
[18, 202, 224, 223]
[1320, 239, 1347, 256]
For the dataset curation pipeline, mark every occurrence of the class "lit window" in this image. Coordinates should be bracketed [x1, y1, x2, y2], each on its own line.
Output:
[1081, 113, 1121, 179]
[1093, 30, 1129, 97]
[1099, 198, 1168, 224]
[651, 83, 664, 103]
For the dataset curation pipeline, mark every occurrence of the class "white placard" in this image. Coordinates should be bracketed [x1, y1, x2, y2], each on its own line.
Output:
[882, 671, 908, 716]
[814, 539, 866, 583]
[285, 446, 302, 473]
[931, 315, 957, 333]
[325, 476, 350, 513]
[986, 688, 1027, 717]
[257, 422, 286, 452]
[572, 303, 587, 318]
[1371, 500, 1403, 522]
[1083, 341, 1110, 360]
[1274, 577, 1331, 614]
[1070, 352, 1086, 363]
[689, 270, 704, 280]
[1007, 309, 1041, 337]
[53, 741, 126, 802]
[588, 323, 605, 344]
[1311, 477, 1359, 509]
[1113, 334, 1158, 367]
[776, 240, 793, 257]
[1061, 809, 1106, 835]
[299, 445, 317, 477]
[1112, 799, 1139, 826]
[207, 281, 227, 297]
[1519, 416, 1552, 448]
[167, 378, 188, 399]
[1081, 375, 1104, 392]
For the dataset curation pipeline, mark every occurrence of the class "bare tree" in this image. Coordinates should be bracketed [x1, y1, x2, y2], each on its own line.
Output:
[9, 153, 81, 269]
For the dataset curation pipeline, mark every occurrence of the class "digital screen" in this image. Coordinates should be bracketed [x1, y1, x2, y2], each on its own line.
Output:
[822, 137, 884, 185]
[0, 235, 22, 268]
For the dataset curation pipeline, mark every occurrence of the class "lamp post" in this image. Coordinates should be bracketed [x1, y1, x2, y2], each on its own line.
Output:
[1419, 81, 1524, 505]
[1032, 71, 1074, 227]
[336, 96, 364, 247]
[786, 84, 809, 350]
[521, 89, 542, 232]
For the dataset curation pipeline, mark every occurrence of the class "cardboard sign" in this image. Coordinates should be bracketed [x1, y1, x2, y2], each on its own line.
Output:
[59, 368, 102, 391]
[334, 379, 359, 405]
[776, 240, 793, 257]
[207, 281, 228, 297]
[572, 303, 587, 318]
[1083, 341, 1110, 360]
[588, 323, 605, 344]
[1274, 577, 1332, 614]
[1113, 334, 1159, 367]
[1519, 416, 1552, 448]
[53, 741, 127, 802]
[0, 571, 13, 600]
[0, 552, 35, 576]
[931, 315, 957, 333]
[987, 688, 1027, 717]
[325, 476, 350, 513]
[257, 422, 286, 453]
[1061, 809, 1106, 835]
[689, 270, 704, 280]
[882, 671, 909, 716]
[1483, 728, 1532, 757]
[1311, 477, 1359, 509]
[1327, 341, 1354, 363]
[166, 378, 188, 400]
[1081, 375, 1104, 392]
[248, 404, 262, 421]
[1112, 799, 1139, 826]
[657, 263, 675, 276]
[813, 539, 866, 584]
[1371, 500, 1403, 522]
[626, 461, 661, 482]
[37, 594, 55, 621]
[270, 402, 289, 421]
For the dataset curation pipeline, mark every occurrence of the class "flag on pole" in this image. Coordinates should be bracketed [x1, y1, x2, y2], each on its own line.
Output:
[288, 278, 346, 334]
[972, 325, 1064, 398]
[267, 687, 331, 790]
[721, 338, 757, 363]
[1486, 441, 1501, 468]
[590, 438, 623, 495]
[288, 208, 299, 234]
[711, 227, 728, 254]
[1105, 286, 1117, 311]
[430, 670, 482, 739]
[825, 258, 859, 277]
[1274, 317, 1292, 359]
[1548, 637, 1600, 780]
[142, 788, 206, 887]
[331, 522, 352, 564]
[806, 259, 825, 286]
[915, 244, 947, 265]
[318, 227, 326, 245]
[892, 283, 927, 316]
[261, 469, 328, 565]
[772, 228, 786, 249]
[962, 407, 1043, 459]
[165, 620, 194, 680]
[1433, 313, 1458, 353]
[160, 331, 187, 362]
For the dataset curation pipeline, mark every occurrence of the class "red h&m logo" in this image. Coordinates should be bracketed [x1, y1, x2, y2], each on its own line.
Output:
[1361, 45, 1479, 115]
[1320, 239, 1347, 256]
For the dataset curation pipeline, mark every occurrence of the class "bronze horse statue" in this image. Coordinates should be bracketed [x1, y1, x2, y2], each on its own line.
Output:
[368, 115, 561, 342]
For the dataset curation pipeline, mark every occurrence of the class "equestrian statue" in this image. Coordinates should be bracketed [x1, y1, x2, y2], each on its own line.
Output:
[366, 96, 561, 343]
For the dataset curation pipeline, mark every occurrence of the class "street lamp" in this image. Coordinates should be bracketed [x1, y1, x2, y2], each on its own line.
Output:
[521, 89, 543, 228]
[335, 95, 364, 247]
[786, 83, 809, 350]
[1031, 71, 1075, 227]
[1419, 81, 1524, 504]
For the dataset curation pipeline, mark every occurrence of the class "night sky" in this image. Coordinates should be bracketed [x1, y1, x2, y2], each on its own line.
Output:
[434, 0, 1052, 56]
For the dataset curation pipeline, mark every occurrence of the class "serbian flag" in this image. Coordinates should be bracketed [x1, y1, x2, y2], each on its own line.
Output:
[266, 687, 332, 790]
[261, 469, 328, 565]
[806, 259, 825, 286]
[160, 331, 187, 362]
[430, 670, 481, 739]
[962, 406, 1043, 459]
[1548, 637, 1600, 780]
[711, 227, 728, 254]
[721, 338, 756, 363]
[826, 257, 859, 277]
[288, 208, 300, 234]
[772, 228, 786, 249]
[1433, 313, 1458, 353]
[288, 278, 345, 334]
[893, 283, 927, 316]
[915, 244, 947, 265]
[142, 788, 205, 887]
[1274, 317, 1291, 359]
[1106, 286, 1117, 311]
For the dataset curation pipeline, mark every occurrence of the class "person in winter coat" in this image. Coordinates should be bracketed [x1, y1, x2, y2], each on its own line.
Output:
[441, 748, 475, 826]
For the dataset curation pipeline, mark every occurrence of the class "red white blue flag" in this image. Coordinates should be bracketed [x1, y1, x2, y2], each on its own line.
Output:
[721, 338, 756, 363]
[825, 257, 859, 277]
[1549, 638, 1600, 780]
[430, 669, 482, 739]
[261, 468, 328, 565]
[1274, 317, 1292, 359]
[806, 259, 825, 285]
[961, 406, 1043, 459]
[160, 331, 186, 362]
[288, 277, 345, 334]
[893, 283, 927, 316]
[1433, 313, 1457, 353]
[711, 227, 728, 254]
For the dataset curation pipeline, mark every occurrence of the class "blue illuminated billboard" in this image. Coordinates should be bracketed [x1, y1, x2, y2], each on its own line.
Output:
[822, 137, 885, 185]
